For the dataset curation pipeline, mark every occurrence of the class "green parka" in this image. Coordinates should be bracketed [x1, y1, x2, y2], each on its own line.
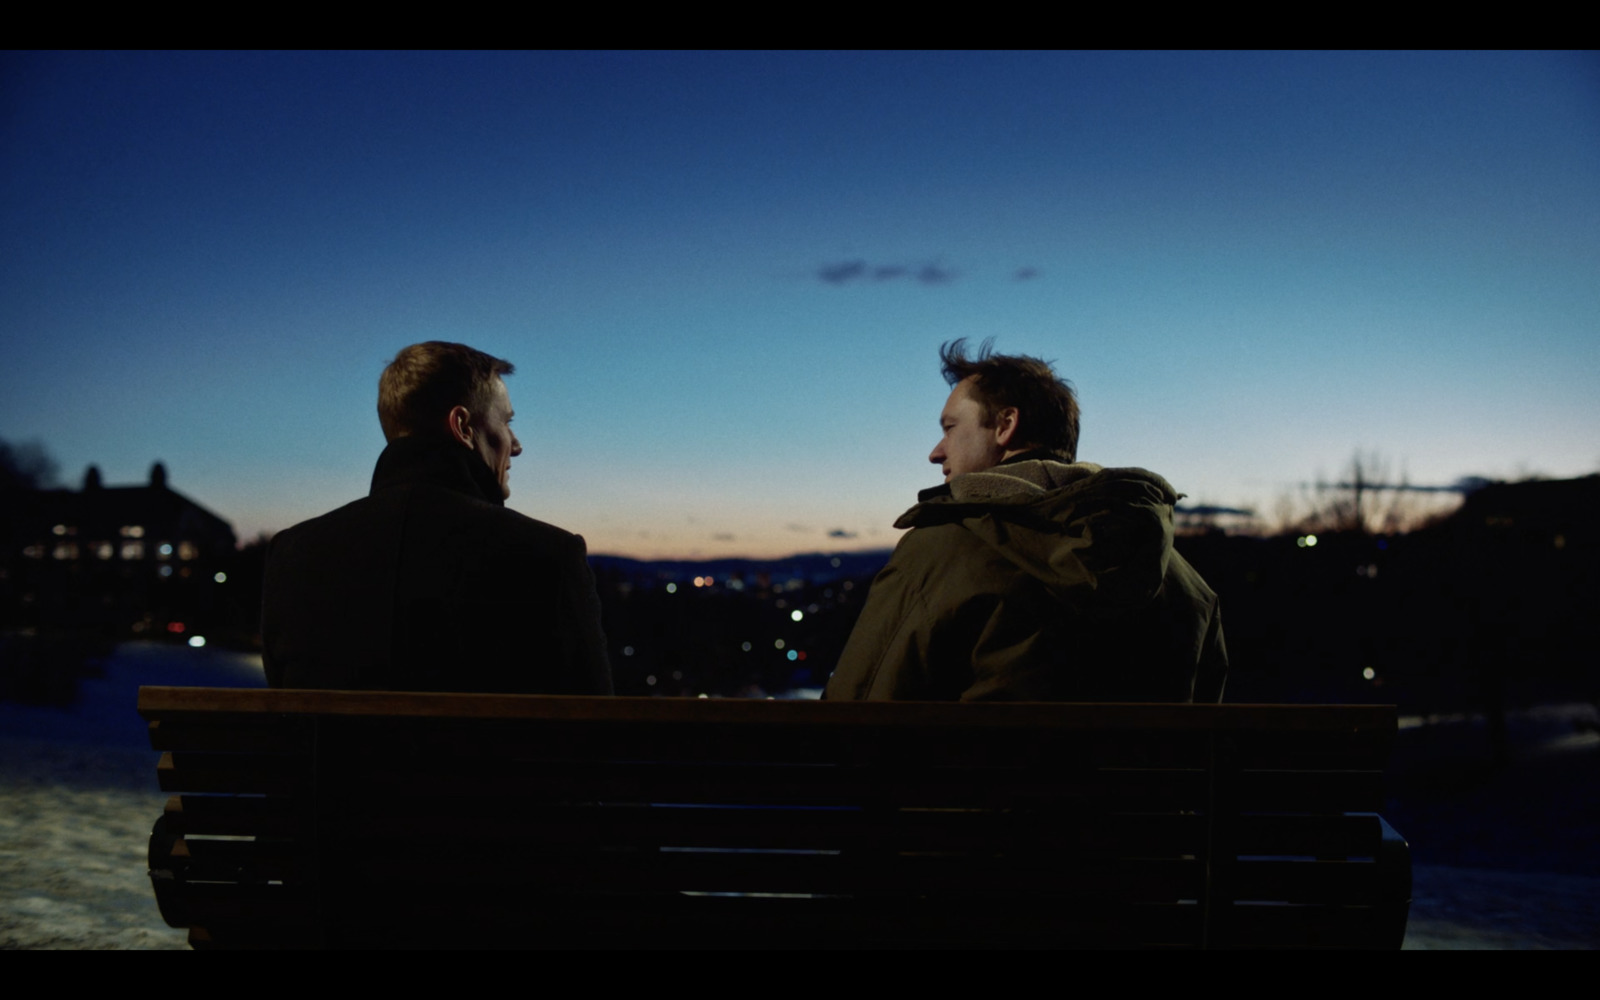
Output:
[823, 459, 1227, 703]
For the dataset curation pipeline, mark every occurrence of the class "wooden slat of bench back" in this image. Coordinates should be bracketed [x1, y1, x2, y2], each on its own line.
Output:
[174, 890, 1212, 951]
[141, 687, 1407, 949]
[142, 689, 1395, 777]
[138, 687, 1391, 726]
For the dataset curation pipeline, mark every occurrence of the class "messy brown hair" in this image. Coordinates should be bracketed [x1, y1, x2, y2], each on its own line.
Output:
[940, 338, 1080, 462]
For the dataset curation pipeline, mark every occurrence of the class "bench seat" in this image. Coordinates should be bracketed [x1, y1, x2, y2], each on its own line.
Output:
[139, 687, 1410, 949]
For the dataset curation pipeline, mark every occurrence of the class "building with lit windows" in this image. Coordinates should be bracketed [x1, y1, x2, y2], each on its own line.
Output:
[2, 462, 237, 637]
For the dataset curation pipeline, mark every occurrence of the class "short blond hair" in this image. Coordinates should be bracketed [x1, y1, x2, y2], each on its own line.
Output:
[377, 342, 514, 442]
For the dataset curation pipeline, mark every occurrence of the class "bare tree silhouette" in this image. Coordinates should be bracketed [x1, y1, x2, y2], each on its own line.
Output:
[1283, 451, 1467, 535]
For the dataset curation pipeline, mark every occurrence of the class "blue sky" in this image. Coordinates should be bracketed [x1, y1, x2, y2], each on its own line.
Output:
[3, 51, 1597, 557]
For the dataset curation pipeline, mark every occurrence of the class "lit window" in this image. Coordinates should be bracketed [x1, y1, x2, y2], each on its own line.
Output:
[52, 524, 67, 536]
[120, 525, 145, 538]
[178, 541, 198, 561]
[159, 565, 173, 577]
[96, 543, 114, 560]
[121, 541, 144, 560]
[23, 545, 44, 559]
[157, 543, 173, 559]
[213, 572, 227, 583]
[52, 543, 78, 560]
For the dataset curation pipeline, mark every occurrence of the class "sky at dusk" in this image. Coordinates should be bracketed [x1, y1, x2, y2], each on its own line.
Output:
[3, 51, 1597, 559]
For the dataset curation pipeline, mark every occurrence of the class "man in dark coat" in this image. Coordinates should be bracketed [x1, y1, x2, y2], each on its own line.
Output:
[262, 342, 612, 694]
[824, 339, 1225, 703]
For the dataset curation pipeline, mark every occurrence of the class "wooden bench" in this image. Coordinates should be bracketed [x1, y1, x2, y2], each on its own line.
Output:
[139, 687, 1411, 949]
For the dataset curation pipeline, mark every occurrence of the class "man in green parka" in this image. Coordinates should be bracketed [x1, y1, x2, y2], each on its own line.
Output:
[823, 340, 1227, 703]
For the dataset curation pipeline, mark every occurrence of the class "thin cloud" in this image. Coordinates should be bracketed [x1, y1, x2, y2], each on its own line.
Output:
[818, 260, 867, 284]
[828, 528, 858, 539]
[1014, 267, 1039, 280]
[816, 259, 959, 286]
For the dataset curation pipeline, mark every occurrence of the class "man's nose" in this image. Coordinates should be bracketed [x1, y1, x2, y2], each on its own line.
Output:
[929, 443, 944, 464]
[512, 435, 523, 457]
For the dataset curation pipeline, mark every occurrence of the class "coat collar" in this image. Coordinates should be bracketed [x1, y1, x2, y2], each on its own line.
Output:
[370, 435, 505, 507]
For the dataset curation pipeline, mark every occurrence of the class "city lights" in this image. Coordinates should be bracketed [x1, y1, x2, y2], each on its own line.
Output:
[188, 636, 206, 648]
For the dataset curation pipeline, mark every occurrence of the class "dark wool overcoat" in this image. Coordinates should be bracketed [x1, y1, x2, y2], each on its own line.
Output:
[262, 435, 612, 694]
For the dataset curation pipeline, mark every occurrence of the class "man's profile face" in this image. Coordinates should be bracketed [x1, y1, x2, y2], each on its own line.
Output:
[929, 378, 1007, 482]
[470, 376, 522, 499]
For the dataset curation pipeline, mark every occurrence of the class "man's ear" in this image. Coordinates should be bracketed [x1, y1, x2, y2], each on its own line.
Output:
[446, 405, 474, 447]
[992, 407, 1021, 448]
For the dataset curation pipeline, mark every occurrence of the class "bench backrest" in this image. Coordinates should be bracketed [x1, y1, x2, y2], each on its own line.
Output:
[140, 687, 1409, 949]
